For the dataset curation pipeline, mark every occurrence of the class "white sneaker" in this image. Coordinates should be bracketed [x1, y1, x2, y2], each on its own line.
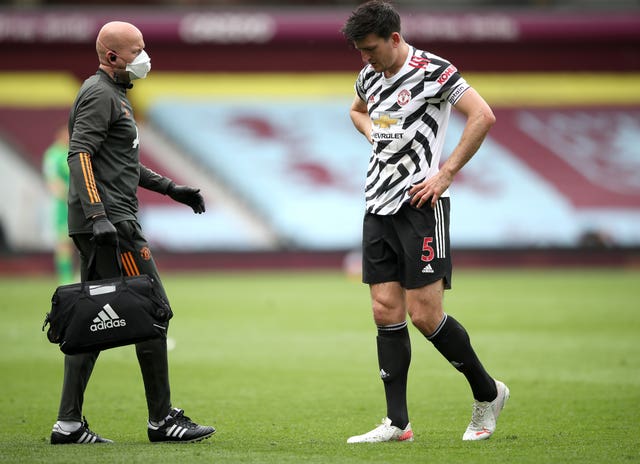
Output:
[462, 380, 510, 441]
[347, 417, 414, 443]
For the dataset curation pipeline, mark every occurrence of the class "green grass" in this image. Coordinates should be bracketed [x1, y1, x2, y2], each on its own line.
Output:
[1, 269, 639, 463]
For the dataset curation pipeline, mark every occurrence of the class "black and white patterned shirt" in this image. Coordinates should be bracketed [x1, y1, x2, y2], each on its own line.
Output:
[355, 45, 470, 215]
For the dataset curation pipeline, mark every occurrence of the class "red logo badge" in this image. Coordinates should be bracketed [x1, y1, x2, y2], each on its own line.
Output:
[139, 247, 152, 261]
[397, 89, 411, 106]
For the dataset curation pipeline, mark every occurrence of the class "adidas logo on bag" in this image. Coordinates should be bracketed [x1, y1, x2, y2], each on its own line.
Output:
[90, 304, 127, 332]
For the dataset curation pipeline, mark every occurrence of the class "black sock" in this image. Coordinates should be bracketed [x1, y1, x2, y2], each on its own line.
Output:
[377, 322, 411, 429]
[427, 314, 497, 402]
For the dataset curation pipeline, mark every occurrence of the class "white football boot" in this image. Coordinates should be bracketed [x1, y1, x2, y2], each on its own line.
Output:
[347, 417, 414, 443]
[462, 380, 510, 441]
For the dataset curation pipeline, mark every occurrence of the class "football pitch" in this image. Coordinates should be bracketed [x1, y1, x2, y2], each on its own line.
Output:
[0, 268, 639, 463]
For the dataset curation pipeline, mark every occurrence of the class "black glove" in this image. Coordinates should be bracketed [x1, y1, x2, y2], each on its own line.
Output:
[92, 215, 118, 246]
[167, 183, 206, 214]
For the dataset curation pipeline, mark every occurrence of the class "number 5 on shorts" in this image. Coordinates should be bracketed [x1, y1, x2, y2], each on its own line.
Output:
[421, 237, 434, 262]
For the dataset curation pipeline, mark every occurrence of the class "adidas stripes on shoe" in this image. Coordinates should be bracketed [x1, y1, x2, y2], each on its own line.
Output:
[50, 417, 113, 444]
[147, 408, 215, 443]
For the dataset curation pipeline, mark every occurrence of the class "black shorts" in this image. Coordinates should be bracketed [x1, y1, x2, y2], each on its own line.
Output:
[362, 198, 452, 290]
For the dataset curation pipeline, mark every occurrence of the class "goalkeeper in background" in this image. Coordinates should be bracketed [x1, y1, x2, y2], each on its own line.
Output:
[42, 125, 74, 284]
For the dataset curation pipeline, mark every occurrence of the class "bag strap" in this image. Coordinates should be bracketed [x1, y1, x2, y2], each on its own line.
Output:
[85, 242, 127, 284]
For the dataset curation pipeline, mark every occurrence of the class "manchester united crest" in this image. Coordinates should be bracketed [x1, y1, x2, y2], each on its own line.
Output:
[139, 246, 152, 261]
[397, 89, 411, 106]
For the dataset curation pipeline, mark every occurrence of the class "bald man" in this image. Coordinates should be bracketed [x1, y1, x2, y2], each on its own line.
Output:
[51, 21, 215, 445]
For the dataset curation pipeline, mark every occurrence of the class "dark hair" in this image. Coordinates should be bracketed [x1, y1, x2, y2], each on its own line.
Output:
[341, 0, 401, 42]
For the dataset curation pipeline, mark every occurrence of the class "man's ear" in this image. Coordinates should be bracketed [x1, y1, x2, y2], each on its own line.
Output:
[391, 32, 402, 47]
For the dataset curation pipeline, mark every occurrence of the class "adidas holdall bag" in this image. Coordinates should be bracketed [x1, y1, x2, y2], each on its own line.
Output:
[42, 245, 173, 355]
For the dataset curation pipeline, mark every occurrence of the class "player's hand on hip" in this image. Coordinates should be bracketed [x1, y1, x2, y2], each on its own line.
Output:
[409, 173, 451, 209]
[91, 214, 118, 246]
[167, 183, 206, 214]
[409, 182, 436, 208]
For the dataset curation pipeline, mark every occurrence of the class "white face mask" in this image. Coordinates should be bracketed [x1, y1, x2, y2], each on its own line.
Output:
[126, 50, 151, 80]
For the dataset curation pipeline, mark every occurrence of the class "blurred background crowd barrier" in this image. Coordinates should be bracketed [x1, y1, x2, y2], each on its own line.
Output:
[0, 0, 638, 271]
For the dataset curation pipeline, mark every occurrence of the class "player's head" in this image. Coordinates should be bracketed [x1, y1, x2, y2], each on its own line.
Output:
[341, 0, 401, 43]
[96, 21, 151, 83]
[342, 1, 405, 75]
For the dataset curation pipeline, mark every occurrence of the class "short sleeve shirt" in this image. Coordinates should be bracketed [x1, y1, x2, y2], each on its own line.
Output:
[355, 46, 469, 215]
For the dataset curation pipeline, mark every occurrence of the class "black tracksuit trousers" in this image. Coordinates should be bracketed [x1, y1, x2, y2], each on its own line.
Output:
[57, 220, 172, 423]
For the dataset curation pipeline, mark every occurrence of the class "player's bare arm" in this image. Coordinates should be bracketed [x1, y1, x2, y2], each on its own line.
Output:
[409, 88, 495, 208]
[350, 95, 373, 144]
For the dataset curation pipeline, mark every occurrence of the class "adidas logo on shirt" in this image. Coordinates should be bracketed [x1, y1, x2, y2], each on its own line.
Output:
[90, 304, 127, 332]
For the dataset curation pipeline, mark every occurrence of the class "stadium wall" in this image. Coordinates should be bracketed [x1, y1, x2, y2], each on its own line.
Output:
[0, 9, 638, 74]
[2, 247, 640, 277]
[1, 7, 639, 271]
